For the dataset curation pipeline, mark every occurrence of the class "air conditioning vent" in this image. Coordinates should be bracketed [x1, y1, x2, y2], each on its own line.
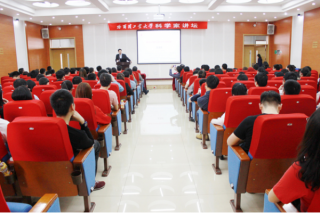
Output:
[41, 28, 49, 39]
[267, 24, 275, 35]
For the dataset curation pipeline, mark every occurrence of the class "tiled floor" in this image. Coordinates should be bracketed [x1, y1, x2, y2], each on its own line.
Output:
[60, 89, 264, 212]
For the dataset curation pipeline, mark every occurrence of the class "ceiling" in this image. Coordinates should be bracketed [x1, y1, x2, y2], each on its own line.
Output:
[0, 0, 319, 26]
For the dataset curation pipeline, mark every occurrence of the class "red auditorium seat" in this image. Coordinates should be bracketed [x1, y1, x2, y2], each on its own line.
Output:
[267, 80, 283, 88]
[221, 77, 237, 87]
[2, 82, 13, 88]
[2, 86, 15, 94]
[281, 94, 316, 117]
[227, 72, 238, 77]
[214, 74, 229, 81]
[300, 85, 316, 100]
[271, 77, 283, 80]
[193, 78, 201, 95]
[206, 73, 216, 77]
[83, 80, 98, 88]
[39, 90, 56, 116]
[188, 76, 197, 86]
[32, 85, 57, 99]
[50, 81, 63, 89]
[248, 86, 279, 95]
[298, 80, 317, 89]
[116, 79, 127, 100]
[4, 100, 47, 122]
[3, 92, 13, 102]
[246, 72, 257, 77]
[72, 84, 78, 97]
[231, 81, 256, 89]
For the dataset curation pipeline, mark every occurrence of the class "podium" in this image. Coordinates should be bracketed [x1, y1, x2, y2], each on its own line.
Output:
[116, 62, 130, 70]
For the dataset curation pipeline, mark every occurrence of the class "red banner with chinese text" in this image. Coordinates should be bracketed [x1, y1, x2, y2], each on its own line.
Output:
[108, 22, 207, 31]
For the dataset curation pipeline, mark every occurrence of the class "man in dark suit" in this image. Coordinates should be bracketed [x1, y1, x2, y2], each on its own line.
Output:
[115, 49, 131, 63]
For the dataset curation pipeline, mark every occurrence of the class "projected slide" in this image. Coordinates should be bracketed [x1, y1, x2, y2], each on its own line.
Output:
[137, 30, 181, 64]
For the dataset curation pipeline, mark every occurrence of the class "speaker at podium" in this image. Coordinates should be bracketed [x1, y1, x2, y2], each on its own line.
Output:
[116, 62, 130, 70]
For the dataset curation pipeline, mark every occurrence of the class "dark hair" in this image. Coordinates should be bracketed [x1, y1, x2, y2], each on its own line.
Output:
[198, 70, 206, 78]
[89, 68, 94, 74]
[70, 68, 76, 74]
[132, 66, 138, 71]
[304, 66, 312, 72]
[215, 69, 223, 74]
[96, 66, 102, 72]
[281, 69, 289, 74]
[126, 68, 132, 75]
[36, 74, 45, 81]
[279, 64, 283, 69]
[123, 71, 130, 78]
[274, 64, 281, 71]
[61, 80, 73, 91]
[87, 73, 96, 80]
[206, 75, 219, 89]
[177, 66, 182, 73]
[184, 66, 190, 72]
[111, 67, 117, 73]
[209, 69, 215, 73]
[260, 91, 281, 106]
[117, 65, 122, 71]
[40, 68, 46, 74]
[263, 61, 269, 69]
[118, 49, 122, 51]
[284, 79, 301, 95]
[64, 68, 70, 75]
[75, 83, 92, 99]
[284, 72, 298, 81]
[287, 65, 295, 72]
[47, 66, 52, 71]
[26, 80, 36, 92]
[296, 109, 320, 191]
[39, 77, 49, 85]
[232, 83, 247, 96]
[117, 73, 125, 81]
[199, 79, 207, 87]
[215, 65, 220, 69]
[23, 71, 29, 76]
[72, 76, 82, 85]
[106, 68, 111, 74]
[193, 70, 199, 75]
[12, 86, 32, 101]
[100, 73, 112, 87]
[243, 67, 248, 70]
[18, 68, 24, 74]
[56, 70, 65, 80]
[79, 68, 87, 78]
[237, 74, 248, 81]
[254, 72, 268, 86]
[13, 79, 27, 88]
[50, 89, 74, 116]
[29, 70, 38, 78]
[9, 71, 20, 78]
[257, 54, 262, 59]
[258, 67, 266, 73]
[98, 70, 108, 78]
[300, 67, 311, 77]
[253, 64, 259, 71]
[203, 65, 209, 72]
[83, 67, 89, 74]
[275, 72, 284, 77]
[222, 63, 227, 70]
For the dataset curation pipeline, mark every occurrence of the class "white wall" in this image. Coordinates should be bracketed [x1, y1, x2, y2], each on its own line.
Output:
[13, 20, 29, 71]
[290, 14, 304, 68]
[83, 22, 235, 79]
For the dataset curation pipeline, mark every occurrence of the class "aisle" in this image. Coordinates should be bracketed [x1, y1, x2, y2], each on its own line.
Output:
[60, 89, 264, 212]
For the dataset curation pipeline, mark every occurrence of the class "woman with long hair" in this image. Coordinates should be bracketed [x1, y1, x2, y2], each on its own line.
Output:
[257, 54, 263, 67]
[79, 68, 87, 78]
[268, 109, 320, 212]
[75, 83, 111, 125]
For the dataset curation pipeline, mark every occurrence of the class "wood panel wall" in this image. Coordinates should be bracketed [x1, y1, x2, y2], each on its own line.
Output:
[47, 25, 84, 67]
[269, 17, 292, 68]
[25, 21, 49, 71]
[0, 14, 18, 76]
[301, 7, 320, 71]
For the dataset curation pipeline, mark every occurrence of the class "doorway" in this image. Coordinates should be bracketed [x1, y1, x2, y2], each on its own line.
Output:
[243, 35, 269, 67]
[50, 49, 76, 71]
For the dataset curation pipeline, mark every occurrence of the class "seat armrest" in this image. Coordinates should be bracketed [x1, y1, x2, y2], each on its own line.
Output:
[198, 109, 209, 134]
[210, 124, 225, 155]
[200, 109, 208, 115]
[112, 109, 120, 116]
[97, 123, 112, 134]
[73, 147, 94, 164]
[264, 190, 286, 212]
[29, 194, 59, 212]
[230, 146, 250, 161]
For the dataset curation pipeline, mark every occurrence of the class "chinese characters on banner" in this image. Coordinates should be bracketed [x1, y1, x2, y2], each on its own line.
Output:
[108, 22, 207, 31]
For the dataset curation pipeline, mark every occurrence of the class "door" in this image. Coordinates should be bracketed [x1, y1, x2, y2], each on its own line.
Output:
[244, 45, 255, 68]
[51, 49, 76, 70]
[255, 45, 269, 64]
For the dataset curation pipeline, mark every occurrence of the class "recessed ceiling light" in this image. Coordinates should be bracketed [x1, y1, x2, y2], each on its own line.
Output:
[69, 23, 71, 25]
[247, 19, 250, 21]
[17, 13, 19, 15]
[226, 0, 251, 3]
[125, 18, 127, 19]
[263, 13, 265, 15]
[233, 16, 235, 18]
[228, 19, 230, 21]
[240, 13, 242, 15]
[188, 19, 190, 21]
[297, 8, 300, 10]
[179, 0, 204, 3]
[40, 20, 43, 23]
[82, 19, 85, 21]
[193, 13, 196, 15]
[49, 23, 52, 25]
[61, 20, 64, 22]
[169, 17, 171, 18]
[128, 21, 130, 22]
[0, 8, 3, 10]
[217, 13, 219, 15]
[212, 16, 214, 18]
[75, 16, 78, 18]
[284, 12, 287, 15]
[254, 16, 257, 18]
[65, 0, 91, 6]
[190, 16, 192, 18]
[52, 17, 55, 19]
[122, 14, 125, 16]
[208, 19, 210, 21]
[30, 18, 32, 20]
[88, 22, 90, 24]
[258, 0, 283, 3]
[33, 2, 59, 7]
[146, 0, 170, 3]
[104, 18, 106, 20]
[312, 2, 315, 5]
[265, 19, 268, 21]
[274, 16, 277, 18]
[146, 14, 148, 15]
[108, 21, 110, 23]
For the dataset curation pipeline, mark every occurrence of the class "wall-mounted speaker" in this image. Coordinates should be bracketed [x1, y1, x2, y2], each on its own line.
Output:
[267, 24, 275, 35]
[41, 28, 49, 39]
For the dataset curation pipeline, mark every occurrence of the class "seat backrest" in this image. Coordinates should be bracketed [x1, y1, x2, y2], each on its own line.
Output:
[206, 73, 216, 77]
[214, 74, 229, 81]
[39, 90, 56, 115]
[267, 74, 275, 79]
[298, 80, 317, 89]
[231, 81, 256, 89]
[7, 117, 74, 161]
[249, 114, 308, 159]
[267, 80, 283, 88]
[224, 95, 261, 128]
[83, 80, 98, 88]
[111, 73, 118, 78]
[248, 86, 279, 95]
[227, 72, 238, 77]
[46, 77, 57, 83]
[72, 84, 78, 97]
[32, 85, 57, 99]
[4, 100, 47, 122]
[109, 83, 120, 104]
[221, 77, 237, 87]
[300, 77, 317, 81]
[271, 77, 283, 80]
[50, 81, 63, 89]
[124, 78, 131, 88]
[246, 72, 257, 77]
[208, 88, 232, 113]
[116, 79, 127, 98]
[133, 72, 140, 83]
[2, 82, 13, 88]
[193, 78, 201, 94]
[189, 76, 197, 86]
[281, 95, 316, 117]
[183, 73, 192, 84]
[92, 89, 111, 114]
[2, 86, 15, 94]
[3, 92, 13, 102]
[300, 85, 316, 100]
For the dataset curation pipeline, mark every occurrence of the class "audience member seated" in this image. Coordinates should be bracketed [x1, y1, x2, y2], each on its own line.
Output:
[61, 80, 73, 93]
[253, 64, 259, 71]
[258, 67, 268, 74]
[300, 67, 311, 78]
[12, 86, 33, 101]
[227, 91, 282, 153]
[117, 65, 122, 72]
[13, 79, 27, 89]
[87, 73, 97, 80]
[185, 70, 199, 89]
[75, 83, 111, 125]
[215, 69, 223, 74]
[26, 80, 39, 100]
[254, 72, 268, 87]
[79, 68, 87, 79]
[211, 83, 247, 126]
[56, 70, 65, 81]
[268, 109, 320, 212]
[284, 80, 301, 95]
[29, 70, 38, 78]
[189, 79, 207, 103]
[169, 65, 182, 80]
[111, 67, 117, 73]
[9, 71, 20, 79]
[70, 68, 76, 74]
[39, 77, 49, 85]
[18, 68, 24, 75]
[273, 64, 281, 72]
[275, 72, 284, 77]
[0, 90, 8, 119]
[242, 67, 248, 71]
[237, 74, 248, 81]
[89, 67, 94, 74]
[202, 65, 209, 72]
[64, 68, 71, 76]
[72, 76, 83, 85]
[214, 65, 220, 70]
[123, 71, 136, 90]
[36, 74, 45, 81]
[222, 63, 228, 72]
[96, 65, 102, 72]
[99, 73, 119, 111]
[187, 70, 206, 96]
[117, 73, 134, 96]
[209, 68, 215, 73]
[39, 68, 45, 75]
[279, 72, 298, 95]
[50, 89, 105, 191]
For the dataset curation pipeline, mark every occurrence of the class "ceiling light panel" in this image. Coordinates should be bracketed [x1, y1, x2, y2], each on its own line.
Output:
[113, 0, 138, 4]
[65, 0, 91, 6]
[146, 0, 171, 4]
[33, 2, 59, 7]
[226, 0, 251, 3]
[258, 0, 284, 4]
[179, 0, 204, 4]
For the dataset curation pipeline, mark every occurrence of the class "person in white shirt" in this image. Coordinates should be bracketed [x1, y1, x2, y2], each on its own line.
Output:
[185, 70, 200, 89]
[278, 72, 298, 95]
[211, 83, 248, 126]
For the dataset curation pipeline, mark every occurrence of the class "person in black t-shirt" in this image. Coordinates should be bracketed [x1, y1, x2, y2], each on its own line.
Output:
[227, 91, 282, 153]
[50, 89, 105, 191]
